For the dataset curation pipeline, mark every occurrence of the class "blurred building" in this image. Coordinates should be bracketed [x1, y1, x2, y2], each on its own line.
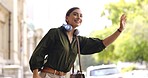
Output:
[0, 0, 43, 78]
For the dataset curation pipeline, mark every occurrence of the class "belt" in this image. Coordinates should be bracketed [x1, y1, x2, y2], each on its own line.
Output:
[41, 67, 66, 76]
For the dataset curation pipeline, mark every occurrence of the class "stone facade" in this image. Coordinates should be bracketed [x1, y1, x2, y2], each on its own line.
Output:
[0, 0, 42, 78]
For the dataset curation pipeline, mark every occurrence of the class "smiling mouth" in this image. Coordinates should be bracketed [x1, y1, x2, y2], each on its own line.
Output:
[74, 19, 81, 24]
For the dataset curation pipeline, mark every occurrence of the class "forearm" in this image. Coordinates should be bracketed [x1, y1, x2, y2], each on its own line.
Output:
[102, 29, 122, 47]
[102, 14, 126, 47]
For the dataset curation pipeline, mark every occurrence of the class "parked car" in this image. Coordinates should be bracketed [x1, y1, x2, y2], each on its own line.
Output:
[124, 70, 148, 78]
[86, 64, 123, 78]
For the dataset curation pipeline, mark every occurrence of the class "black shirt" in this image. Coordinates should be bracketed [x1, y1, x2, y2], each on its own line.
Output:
[29, 27, 106, 72]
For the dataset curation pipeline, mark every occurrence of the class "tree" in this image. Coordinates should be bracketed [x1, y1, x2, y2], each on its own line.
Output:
[92, 0, 148, 63]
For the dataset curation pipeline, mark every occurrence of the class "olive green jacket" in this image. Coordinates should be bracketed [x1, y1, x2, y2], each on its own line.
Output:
[29, 27, 105, 72]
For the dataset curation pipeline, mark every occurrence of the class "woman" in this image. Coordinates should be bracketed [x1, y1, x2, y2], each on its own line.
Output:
[29, 7, 126, 78]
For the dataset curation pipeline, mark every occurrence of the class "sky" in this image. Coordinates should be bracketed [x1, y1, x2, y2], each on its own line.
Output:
[26, 0, 120, 36]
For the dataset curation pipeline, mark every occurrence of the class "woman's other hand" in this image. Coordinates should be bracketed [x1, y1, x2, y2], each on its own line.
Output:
[33, 69, 41, 78]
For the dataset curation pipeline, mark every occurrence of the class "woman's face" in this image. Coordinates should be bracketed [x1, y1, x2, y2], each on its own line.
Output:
[66, 9, 83, 28]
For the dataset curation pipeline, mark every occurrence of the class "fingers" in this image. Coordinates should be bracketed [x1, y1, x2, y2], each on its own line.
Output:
[121, 14, 127, 21]
[120, 14, 127, 28]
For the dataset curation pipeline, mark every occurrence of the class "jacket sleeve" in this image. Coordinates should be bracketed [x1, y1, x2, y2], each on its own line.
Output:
[29, 29, 55, 72]
[79, 36, 106, 55]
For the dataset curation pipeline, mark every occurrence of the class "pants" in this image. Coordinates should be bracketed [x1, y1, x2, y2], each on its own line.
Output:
[39, 72, 65, 78]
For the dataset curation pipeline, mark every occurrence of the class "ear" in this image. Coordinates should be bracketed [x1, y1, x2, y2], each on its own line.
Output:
[65, 16, 69, 23]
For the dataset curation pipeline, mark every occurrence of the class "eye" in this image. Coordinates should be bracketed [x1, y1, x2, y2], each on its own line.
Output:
[72, 12, 83, 18]
[73, 13, 77, 16]
[80, 14, 83, 17]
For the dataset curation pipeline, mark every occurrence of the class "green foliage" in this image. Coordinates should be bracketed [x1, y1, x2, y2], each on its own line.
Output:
[121, 65, 135, 73]
[90, 26, 120, 63]
[91, 0, 148, 63]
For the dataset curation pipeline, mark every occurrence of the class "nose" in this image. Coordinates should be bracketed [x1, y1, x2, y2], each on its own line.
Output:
[77, 14, 82, 18]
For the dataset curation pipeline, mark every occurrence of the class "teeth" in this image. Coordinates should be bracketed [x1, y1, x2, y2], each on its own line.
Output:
[74, 20, 80, 23]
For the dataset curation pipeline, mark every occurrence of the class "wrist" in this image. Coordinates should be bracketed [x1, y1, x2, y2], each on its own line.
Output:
[117, 29, 122, 33]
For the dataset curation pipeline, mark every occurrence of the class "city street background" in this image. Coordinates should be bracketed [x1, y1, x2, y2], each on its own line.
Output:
[0, 0, 148, 78]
